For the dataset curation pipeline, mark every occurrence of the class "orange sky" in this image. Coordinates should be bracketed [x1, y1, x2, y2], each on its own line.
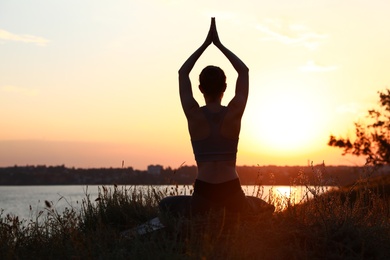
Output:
[1, 0, 388, 170]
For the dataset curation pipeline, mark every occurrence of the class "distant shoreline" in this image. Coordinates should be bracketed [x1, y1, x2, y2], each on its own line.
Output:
[1, 164, 386, 186]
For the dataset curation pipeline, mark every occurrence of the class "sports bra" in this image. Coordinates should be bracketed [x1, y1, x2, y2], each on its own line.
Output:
[191, 106, 238, 162]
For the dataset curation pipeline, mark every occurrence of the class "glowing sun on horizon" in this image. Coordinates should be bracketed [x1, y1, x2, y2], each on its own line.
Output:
[247, 82, 320, 154]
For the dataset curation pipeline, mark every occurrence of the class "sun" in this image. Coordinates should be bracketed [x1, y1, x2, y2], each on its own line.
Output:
[245, 80, 322, 154]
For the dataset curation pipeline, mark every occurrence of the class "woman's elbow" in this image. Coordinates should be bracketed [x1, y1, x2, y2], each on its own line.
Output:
[178, 66, 191, 75]
[237, 66, 249, 76]
[238, 68, 249, 79]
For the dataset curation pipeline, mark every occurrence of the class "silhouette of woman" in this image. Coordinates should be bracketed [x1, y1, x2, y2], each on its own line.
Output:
[159, 18, 274, 217]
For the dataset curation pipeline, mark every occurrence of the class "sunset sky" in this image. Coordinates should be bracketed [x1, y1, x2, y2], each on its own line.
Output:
[1, 0, 389, 170]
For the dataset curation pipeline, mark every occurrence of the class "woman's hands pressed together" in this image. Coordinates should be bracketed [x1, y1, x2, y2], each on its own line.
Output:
[204, 17, 222, 48]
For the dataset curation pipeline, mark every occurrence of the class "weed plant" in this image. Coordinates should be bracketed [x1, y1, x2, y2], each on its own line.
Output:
[0, 165, 389, 259]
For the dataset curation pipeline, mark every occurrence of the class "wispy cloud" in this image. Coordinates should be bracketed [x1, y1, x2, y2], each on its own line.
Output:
[1, 85, 39, 96]
[0, 29, 49, 46]
[256, 19, 327, 50]
[299, 60, 338, 72]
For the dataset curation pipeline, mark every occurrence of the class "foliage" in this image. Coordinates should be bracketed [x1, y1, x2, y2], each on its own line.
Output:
[329, 89, 390, 165]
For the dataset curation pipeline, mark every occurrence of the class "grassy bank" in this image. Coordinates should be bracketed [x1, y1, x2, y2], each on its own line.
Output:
[1, 167, 389, 259]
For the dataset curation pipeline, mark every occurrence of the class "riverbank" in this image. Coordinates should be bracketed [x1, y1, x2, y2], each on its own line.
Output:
[0, 164, 372, 186]
[1, 173, 389, 259]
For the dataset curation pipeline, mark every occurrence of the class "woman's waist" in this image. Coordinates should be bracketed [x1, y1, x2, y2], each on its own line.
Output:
[196, 160, 238, 183]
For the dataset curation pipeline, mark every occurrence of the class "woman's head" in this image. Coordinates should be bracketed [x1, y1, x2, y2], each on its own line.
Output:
[199, 65, 226, 100]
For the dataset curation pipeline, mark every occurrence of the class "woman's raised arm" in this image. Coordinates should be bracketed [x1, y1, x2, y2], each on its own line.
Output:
[178, 19, 213, 116]
[212, 19, 249, 113]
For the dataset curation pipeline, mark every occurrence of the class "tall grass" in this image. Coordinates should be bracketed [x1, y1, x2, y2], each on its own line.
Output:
[1, 166, 389, 259]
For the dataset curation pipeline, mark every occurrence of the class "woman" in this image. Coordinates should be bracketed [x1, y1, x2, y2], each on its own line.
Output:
[159, 18, 274, 217]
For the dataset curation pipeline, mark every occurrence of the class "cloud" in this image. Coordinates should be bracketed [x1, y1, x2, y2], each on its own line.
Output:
[299, 60, 338, 72]
[1, 85, 39, 96]
[0, 29, 49, 46]
[256, 19, 327, 50]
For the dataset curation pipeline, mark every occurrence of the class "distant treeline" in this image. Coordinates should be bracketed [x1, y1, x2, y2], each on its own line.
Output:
[1, 164, 387, 186]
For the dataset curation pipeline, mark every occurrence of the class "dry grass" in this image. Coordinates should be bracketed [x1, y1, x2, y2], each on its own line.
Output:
[1, 165, 389, 259]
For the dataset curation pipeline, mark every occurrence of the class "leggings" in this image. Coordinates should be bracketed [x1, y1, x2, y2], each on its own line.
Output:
[159, 179, 274, 217]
